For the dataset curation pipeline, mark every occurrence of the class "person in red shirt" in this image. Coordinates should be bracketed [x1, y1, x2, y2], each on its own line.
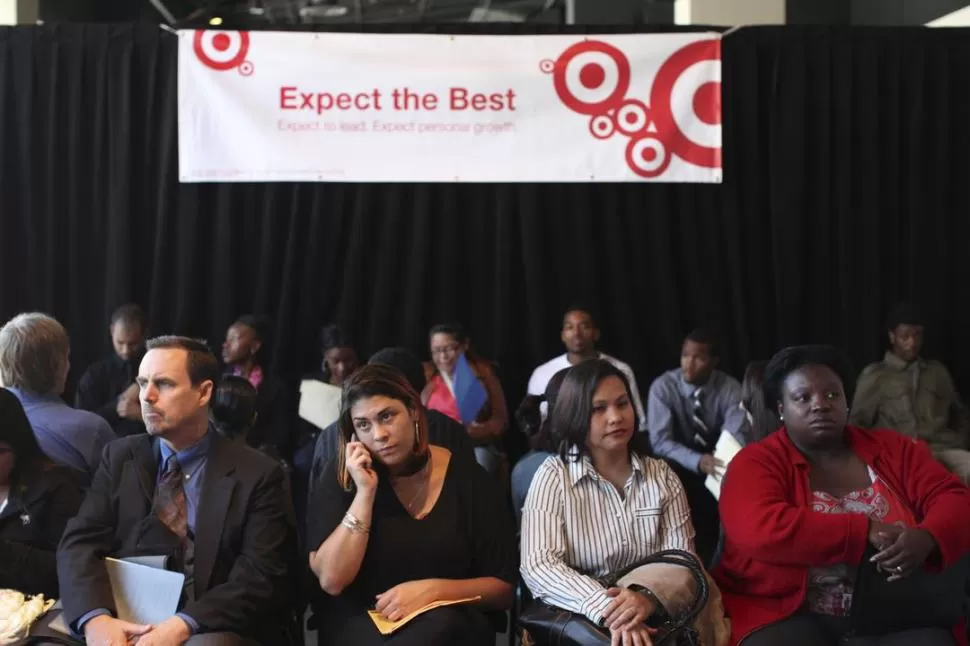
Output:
[714, 345, 970, 646]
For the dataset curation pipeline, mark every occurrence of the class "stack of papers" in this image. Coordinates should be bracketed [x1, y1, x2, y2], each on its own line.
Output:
[704, 431, 743, 499]
[47, 556, 184, 636]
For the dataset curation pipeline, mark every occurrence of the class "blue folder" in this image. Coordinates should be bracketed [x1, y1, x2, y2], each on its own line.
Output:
[452, 353, 488, 425]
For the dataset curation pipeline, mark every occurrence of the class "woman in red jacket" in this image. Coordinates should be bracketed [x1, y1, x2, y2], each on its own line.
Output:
[714, 345, 970, 646]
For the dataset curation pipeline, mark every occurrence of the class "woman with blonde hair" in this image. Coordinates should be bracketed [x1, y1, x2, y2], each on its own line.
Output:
[307, 364, 516, 645]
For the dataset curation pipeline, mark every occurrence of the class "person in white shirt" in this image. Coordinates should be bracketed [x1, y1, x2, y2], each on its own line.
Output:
[527, 306, 646, 430]
[521, 359, 698, 645]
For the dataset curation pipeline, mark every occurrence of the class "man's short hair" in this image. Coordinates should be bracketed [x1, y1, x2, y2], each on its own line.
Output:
[886, 302, 924, 331]
[145, 336, 220, 388]
[0, 313, 70, 395]
[110, 304, 149, 331]
[562, 304, 599, 328]
[685, 327, 720, 357]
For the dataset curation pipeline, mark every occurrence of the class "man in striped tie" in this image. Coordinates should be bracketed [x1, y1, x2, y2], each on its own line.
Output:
[58, 336, 295, 646]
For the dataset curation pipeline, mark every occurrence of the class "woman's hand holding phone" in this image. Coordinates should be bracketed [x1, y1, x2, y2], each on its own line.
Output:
[347, 434, 378, 493]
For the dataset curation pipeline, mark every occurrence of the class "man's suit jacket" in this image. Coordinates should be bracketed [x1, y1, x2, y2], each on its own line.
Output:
[56, 432, 296, 644]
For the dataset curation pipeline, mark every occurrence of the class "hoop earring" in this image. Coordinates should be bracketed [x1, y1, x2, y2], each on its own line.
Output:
[779, 414, 785, 422]
[414, 421, 421, 446]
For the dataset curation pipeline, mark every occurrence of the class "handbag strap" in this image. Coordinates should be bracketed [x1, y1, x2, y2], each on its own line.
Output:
[613, 549, 710, 632]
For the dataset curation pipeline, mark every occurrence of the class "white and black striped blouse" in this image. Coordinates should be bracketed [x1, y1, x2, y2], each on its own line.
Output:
[520, 452, 695, 624]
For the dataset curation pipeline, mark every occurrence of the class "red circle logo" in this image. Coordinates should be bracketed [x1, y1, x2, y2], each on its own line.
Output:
[649, 38, 721, 169]
[193, 30, 251, 72]
[552, 40, 631, 116]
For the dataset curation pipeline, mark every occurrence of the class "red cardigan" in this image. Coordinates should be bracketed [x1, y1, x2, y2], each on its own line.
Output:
[712, 426, 970, 645]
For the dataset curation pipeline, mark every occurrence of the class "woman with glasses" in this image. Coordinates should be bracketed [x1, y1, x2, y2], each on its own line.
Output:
[422, 323, 508, 477]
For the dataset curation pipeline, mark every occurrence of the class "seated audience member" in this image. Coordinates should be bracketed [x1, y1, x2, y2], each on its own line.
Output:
[422, 323, 508, 476]
[75, 303, 148, 437]
[739, 360, 778, 442]
[0, 388, 84, 598]
[521, 359, 727, 645]
[222, 314, 292, 460]
[647, 328, 745, 563]
[851, 302, 970, 484]
[302, 347, 473, 558]
[510, 367, 569, 523]
[57, 336, 295, 646]
[307, 364, 516, 646]
[298, 324, 360, 447]
[292, 325, 361, 535]
[0, 313, 115, 482]
[715, 345, 970, 646]
[527, 306, 646, 428]
[211, 375, 280, 459]
[308, 347, 473, 479]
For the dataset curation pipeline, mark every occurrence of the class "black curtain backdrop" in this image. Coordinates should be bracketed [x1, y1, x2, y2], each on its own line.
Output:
[2, 23, 970, 428]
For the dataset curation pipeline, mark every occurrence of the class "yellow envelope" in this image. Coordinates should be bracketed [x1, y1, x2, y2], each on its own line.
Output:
[367, 596, 481, 635]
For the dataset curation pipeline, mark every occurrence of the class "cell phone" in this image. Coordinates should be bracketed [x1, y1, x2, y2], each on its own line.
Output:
[349, 434, 374, 471]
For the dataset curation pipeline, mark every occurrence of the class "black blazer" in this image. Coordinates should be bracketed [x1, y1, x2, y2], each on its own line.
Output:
[236, 373, 293, 461]
[75, 353, 146, 437]
[56, 432, 296, 644]
[0, 464, 84, 597]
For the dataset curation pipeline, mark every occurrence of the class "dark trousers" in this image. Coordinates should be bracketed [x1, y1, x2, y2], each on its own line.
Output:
[669, 463, 719, 566]
[319, 606, 495, 646]
[740, 612, 956, 646]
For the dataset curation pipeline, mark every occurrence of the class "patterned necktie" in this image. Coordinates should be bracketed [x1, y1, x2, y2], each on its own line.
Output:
[691, 388, 709, 434]
[154, 455, 188, 539]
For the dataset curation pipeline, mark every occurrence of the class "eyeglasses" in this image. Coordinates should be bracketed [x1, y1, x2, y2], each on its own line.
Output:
[431, 344, 460, 357]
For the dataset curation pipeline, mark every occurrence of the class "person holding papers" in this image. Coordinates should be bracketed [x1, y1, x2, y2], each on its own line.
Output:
[308, 364, 516, 646]
[422, 323, 508, 476]
[57, 336, 295, 646]
[297, 324, 360, 449]
[646, 328, 745, 565]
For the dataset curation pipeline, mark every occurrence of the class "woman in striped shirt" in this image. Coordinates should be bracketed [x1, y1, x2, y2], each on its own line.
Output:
[521, 359, 697, 646]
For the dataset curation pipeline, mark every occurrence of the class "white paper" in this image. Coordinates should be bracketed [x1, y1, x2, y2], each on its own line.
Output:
[120, 555, 169, 570]
[299, 379, 342, 431]
[105, 557, 185, 626]
[704, 431, 743, 499]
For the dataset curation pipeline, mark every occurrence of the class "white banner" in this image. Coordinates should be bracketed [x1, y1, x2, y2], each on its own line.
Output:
[178, 31, 722, 183]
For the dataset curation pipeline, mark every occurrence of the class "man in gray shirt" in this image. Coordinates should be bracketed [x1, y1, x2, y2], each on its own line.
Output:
[647, 328, 744, 563]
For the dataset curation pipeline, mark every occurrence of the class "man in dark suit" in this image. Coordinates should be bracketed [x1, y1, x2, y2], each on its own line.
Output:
[57, 336, 295, 646]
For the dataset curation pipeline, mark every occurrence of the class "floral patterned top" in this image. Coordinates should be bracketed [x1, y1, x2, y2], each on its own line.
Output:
[805, 466, 915, 616]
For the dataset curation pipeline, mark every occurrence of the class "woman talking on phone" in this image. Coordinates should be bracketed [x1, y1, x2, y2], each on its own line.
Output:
[307, 364, 516, 645]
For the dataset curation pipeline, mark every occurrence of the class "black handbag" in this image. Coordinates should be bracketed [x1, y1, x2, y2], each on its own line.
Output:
[519, 549, 710, 646]
[847, 547, 970, 637]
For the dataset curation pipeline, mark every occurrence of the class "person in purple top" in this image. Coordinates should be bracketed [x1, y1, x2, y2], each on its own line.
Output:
[0, 313, 115, 483]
